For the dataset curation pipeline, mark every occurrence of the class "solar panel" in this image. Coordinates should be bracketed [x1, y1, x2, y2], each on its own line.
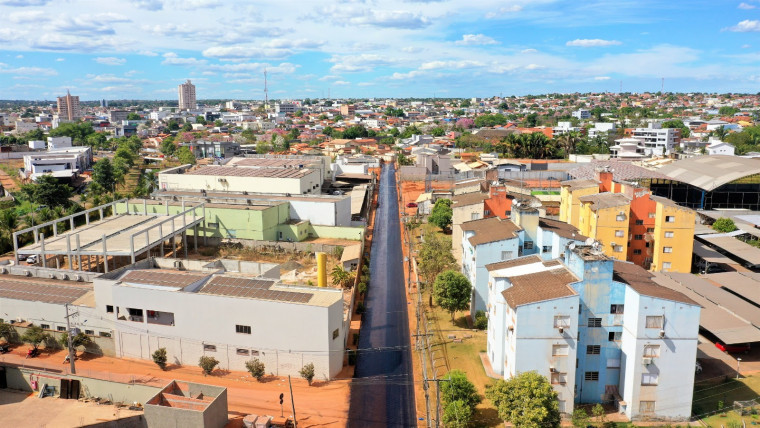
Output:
[197, 275, 313, 304]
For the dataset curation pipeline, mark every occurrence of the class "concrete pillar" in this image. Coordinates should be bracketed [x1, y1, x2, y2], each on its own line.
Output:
[130, 235, 136, 265]
[99, 208, 103, 220]
[53, 222, 58, 237]
[183, 232, 188, 259]
[86, 211, 90, 225]
[172, 235, 177, 259]
[165, 202, 169, 215]
[143, 199, 147, 215]
[194, 225, 198, 253]
[66, 235, 73, 270]
[76, 234, 82, 271]
[40, 233, 46, 268]
[202, 205, 207, 245]
[159, 224, 164, 257]
[69, 217, 74, 232]
[102, 233, 108, 273]
[12, 232, 18, 266]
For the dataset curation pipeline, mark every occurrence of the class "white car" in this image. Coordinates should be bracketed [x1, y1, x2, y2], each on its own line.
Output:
[25, 255, 38, 265]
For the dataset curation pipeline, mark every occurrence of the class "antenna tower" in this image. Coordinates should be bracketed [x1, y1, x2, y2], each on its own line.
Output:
[264, 68, 268, 109]
[661, 77, 664, 94]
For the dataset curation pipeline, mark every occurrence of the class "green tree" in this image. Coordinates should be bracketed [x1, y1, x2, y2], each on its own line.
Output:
[126, 112, 141, 120]
[299, 362, 315, 385]
[485, 371, 561, 428]
[719, 106, 739, 116]
[342, 125, 369, 139]
[49, 122, 94, 145]
[160, 139, 176, 157]
[21, 325, 51, 350]
[176, 146, 196, 165]
[0, 321, 16, 343]
[152, 347, 168, 370]
[433, 270, 472, 320]
[167, 120, 180, 131]
[21, 175, 73, 207]
[571, 408, 590, 428]
[92, 158, 115, 195]
[592, 403, 606, 427]
[417, 230, 455, 287]
[59, 331, 92, 352]
[442, 400, 473, 428]
[474, 113, 508, 128]
[441, 370, 481, 409]
[198, 356, 219, 375]
[114, 145, 136, 167]
[85, 133, 108, 150]
[181, 122, 193, 132]
[245, 358, 266, 381]
[524, 113, 539, 127]
[23, 128, 45, 141]
[714, 125, 729, 140]
[428, 198, 452, 231]
[287, 128, 301, 141]
[712, 217, 737, 233]
[430, 127, 445, 137]
[331, 265, 355, 288]
[662, 119, 691, 138]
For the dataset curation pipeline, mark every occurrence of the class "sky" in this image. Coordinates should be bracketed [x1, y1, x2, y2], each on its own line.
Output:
[1, 0, 760, 101]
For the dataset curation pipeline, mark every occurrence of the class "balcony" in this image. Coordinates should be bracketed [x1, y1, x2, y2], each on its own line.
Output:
[146, 310, 175, 326]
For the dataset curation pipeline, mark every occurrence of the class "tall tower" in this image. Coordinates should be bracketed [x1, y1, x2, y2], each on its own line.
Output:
[178, 80, 197, 110]
[57, 90, 81, 121]
[264, 68, 268, 110]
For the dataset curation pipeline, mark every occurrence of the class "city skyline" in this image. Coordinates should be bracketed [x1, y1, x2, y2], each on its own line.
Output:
[2, 0, 760, 100]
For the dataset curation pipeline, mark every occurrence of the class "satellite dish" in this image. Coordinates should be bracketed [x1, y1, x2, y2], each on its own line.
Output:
[568, 242, 576, 250]
[585, 237, 595, 246]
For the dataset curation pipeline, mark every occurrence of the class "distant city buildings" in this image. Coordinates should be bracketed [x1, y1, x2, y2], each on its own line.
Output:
[178, 79, 197, 110]
[57, 90, 80, 121]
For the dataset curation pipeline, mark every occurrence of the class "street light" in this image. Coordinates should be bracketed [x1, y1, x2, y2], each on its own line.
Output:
[737, 357, 742, 379]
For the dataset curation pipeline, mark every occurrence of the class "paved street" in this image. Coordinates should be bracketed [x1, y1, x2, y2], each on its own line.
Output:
[348, 164, 416, 427]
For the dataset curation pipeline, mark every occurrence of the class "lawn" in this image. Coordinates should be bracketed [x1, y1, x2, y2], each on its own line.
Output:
[695, 375, 760, 427]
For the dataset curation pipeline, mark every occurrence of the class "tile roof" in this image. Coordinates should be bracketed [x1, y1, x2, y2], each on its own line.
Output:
[461, 217, 521, 246]
[569, 161, 667, 181]
[613, 261, 696, 305]
[560, 179, 600, 191]
[487, 254, 543, 271]
[538, 217, 587, 241]
[0, 277, 91, 304]
[578, 192, 631, 211]
[501, 268, 578, 308]
[451, 192, 488, 207]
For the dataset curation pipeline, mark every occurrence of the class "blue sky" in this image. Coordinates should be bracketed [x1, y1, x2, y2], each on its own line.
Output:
[1, 0, 760, 100]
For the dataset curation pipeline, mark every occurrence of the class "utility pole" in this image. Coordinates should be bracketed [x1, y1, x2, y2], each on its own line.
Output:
[288, 375, 298, 428]
[64, 303, 77, 374]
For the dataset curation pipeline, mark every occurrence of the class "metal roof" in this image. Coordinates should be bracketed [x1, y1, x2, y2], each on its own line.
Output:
[0, 277, 90, 305]
[121, 270, 210, 289]
[692, 241, 732, 264]
[657, 155, 760, 191]
[186, 166, 312, 179]
[653, 272, 760, 345]
[705, 272, 760, 304]
[197, 276, 314, 304]
[698, 234, 760, 267]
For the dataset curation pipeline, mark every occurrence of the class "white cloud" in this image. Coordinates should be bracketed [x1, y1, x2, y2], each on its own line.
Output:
[420, 60, 484, 70]
[161, 54, 207, 66]
[176, 0, 222, 9]
[566, 39, 622, 47]
[56, 58, 65, 62]
[320, 6, 432, 29]
[202, 45, 291, 59]
[525, 63, 544, 70]
[0, 65, 58, 76]
[743, 44, 752, 49]
[95, 57, 126, 66]
[725, 20, 760, 32]
[455, 34, 499, 46]
[485, 5, 523, 19]
[402, 46, 422, 53]
[521, 48, 538, 54]
[329, 54, 396, 72]
[15, 55, 23, 59]
[130, 0, 163, 11]
[138, 50, 158, 56]
[8, 10, 46, 23]
[333, 80, 351, 85]
[0, 0, 50, 5]
[390, 70, 424, 80]
[594, 76, 611, 80]
[357, 82, 375, 86]
[739, 2, 756, 9]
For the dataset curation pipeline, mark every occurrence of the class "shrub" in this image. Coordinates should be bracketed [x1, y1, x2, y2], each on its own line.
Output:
[198, 356, 219, 375]
[713, 217, 737, 233]
[347, 349, 357, 365]
[356, 302, 365, 314]
[357, 281, 368, 295]
[245, 358, 266, 381]
[299, 362, 315, 385]
[474, 310, 488, 330]
[152, 348, 168, 370]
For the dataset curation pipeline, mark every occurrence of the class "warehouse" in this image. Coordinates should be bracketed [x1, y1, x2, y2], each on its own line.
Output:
[159, 164, 323, 195]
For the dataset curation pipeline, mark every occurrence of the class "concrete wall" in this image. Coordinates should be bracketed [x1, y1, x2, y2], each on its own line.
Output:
[159, 169, 322, 195]
[3, 366, 159, 405]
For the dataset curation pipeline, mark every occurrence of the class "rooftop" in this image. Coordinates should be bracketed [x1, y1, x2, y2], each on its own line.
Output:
[569, 160, 667, 182]
[185, 165, 312, 179]
[656, 155, 760, 191]
[461, 217, 521, 246]
[0, 276, 92, 305]
[613, 261, 696, 305]
[501, 266, 578, 308]
[578, 192, 631, 211]
[559, 178, 600, 191]
[226, 158, 317, 168]
[538, 217, 587, 241]
[451, 192, 488, 207]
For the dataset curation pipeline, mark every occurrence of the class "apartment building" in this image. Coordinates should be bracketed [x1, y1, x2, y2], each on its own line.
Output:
[630, 123, 680, 157]
[57, 90, 81, 121]
[572, 109, 590, 120]
[178, 80, 197, 110]
[340, 104, 356, 117]
[560, 170, 695, 273]
[486, 245, 700, 420]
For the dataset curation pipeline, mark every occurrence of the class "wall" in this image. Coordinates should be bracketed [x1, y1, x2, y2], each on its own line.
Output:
[452, 203, 485, 264]
[160, 169, 322, 196]
[651, 202, 695, 273]
[464, 235, 520, 314]
[624, 185, 657, 268]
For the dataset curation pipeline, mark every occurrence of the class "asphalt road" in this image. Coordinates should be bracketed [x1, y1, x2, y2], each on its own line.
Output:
[348, 163, 416, 427]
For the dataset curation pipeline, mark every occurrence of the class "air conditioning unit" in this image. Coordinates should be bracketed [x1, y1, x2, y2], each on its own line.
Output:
[549, 366, 556, 373]
[659, 329, 665, 338]
[642, 357, 653, 365]
[558, 327, 564, 334]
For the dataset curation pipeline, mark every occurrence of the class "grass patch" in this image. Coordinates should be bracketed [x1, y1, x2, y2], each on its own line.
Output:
[530, 190, 560, 196]
[695, 375, 760, 427]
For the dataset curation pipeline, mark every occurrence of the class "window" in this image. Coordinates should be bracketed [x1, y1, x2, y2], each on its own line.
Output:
[607, 358, 621, 368]
[552, 344, 569, 356]
[203, 344, 217, 352]
[646, 316, 664, 329]
[648, 212, 656, 218]
[471, 212, 481, 220]
[635, 220, 644, 225]
[587, 345, 601, 355]
[106, 305, 114, 313]
[40, 324, 50, 330]
[551, 372, 567, 385]
[333, 328, 340, 340]
[558, 400, 567, 413]
[663, 247, 673, 253]
[207, 222, 219, 229]
[665, 216, 675, 223]
[645, 242, 651, 248]
[236, 324, 252, 335]
[613, 245, 624, 253]
[647, 227, 655, 233]
[664, 231, 674, 238]
[643, 345, 660, 357]
[584, 371, 599, 381]
[554, 315, 570, 328]
[85, 329, 94, 335]
[633, 249, 642, 255]
[236, 348, 250, 356]
[610, 304, 624, 314]
[501, 251, 514, 260]
[524, 241, 534, 250]
[634, 234, 643, 240]
[641, 373, 659, 385]
[616, 214, 626, 221]
[99, 331, 111, 337]
[484, 210, 491, 216]
[662, 262, 671, 270]
[57, 326, 66, 332]
[640, 401, 655, 414]
[127, 308, 143, 317]
[588, 317, 602, 327]
[615, 230, 624, 237]
[608, 331, 622, 341]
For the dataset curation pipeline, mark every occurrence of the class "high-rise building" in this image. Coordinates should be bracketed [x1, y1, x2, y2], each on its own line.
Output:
[178, 80, 197, 110]
[57, 90, 81, 121]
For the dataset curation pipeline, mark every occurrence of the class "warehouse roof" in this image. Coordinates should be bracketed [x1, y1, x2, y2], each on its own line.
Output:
[656, 155, 760, 191]
[569, 161, 667, 181]
[186, 166, 312, 179]
[705, 272, 760, 305]
[692, 241, 732, 264]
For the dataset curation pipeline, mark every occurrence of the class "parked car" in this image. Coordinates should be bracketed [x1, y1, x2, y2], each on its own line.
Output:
[715, 342, 751, 354]
[406, 202, 418, 208]
[25, 255, 38, 265]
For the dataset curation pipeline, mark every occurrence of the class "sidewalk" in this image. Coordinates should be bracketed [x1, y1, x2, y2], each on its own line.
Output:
[0, 347, 350, 427]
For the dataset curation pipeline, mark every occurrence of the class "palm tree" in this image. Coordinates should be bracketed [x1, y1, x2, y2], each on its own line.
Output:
[714, 125, 729, 141]
[331, 265, 355, 289]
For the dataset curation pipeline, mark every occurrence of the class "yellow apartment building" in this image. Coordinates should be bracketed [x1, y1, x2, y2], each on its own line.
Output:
[559, 179, 601, 225]
[650, 195, 696, 273]
[577, 192, 632, 259]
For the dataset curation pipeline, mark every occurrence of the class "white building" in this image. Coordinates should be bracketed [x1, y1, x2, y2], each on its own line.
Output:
[94, 260, 346, 379]
[706, 140, 735, 156]
[630, 123, 679, 156]
[610, 138, 647, 159]
[486, 245, 700, 421]
[572, 109, 591, 120]
[275, 103, 300, 114]
[48, 136, 72, 150]
[178, 80, 197, 110]
[23, 145, 92, 181]
[588, 122, 616, 139]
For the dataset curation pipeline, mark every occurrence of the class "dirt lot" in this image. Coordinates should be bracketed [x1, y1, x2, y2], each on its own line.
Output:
[0, 388, 144, 427]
